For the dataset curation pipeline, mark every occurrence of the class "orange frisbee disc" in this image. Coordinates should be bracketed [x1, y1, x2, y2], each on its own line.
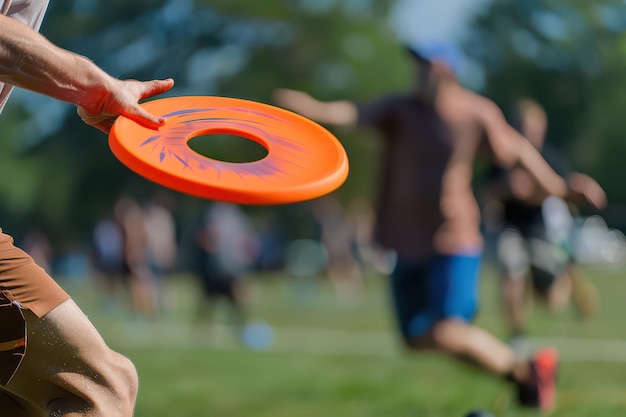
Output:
[108, 96, 349, 204]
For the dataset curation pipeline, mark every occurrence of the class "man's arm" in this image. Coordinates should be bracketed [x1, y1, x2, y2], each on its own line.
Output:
[0, 14, 174, 133]
[273, 88, 358, 126]
[476, 97, 606, 209]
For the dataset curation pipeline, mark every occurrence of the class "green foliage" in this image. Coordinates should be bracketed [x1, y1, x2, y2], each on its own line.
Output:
[1, 0, 406, 241]
[5, 0, 626, 240]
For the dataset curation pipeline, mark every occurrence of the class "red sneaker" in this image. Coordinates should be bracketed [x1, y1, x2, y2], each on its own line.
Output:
[517, 347, 559, 413]
[532, 347, 559, 412]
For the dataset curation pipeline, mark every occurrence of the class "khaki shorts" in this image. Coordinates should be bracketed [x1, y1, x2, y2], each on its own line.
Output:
[0, 229, 70, 385]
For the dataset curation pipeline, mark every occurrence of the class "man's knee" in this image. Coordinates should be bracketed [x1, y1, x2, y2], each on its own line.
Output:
[9, 300, 139, 417]
[47, 350, 138, 417]
[106, 351, 139, 415]
[402, 320, 462, 352]
[427, 319, 471, 350]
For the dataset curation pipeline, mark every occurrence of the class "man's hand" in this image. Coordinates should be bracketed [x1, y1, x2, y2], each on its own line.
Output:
[566, 172, 607, 210]
[273, 88, 314, 111]
[77, 78, 175, 134]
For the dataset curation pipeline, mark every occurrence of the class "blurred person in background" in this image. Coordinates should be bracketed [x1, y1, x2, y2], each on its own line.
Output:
[345, 198, 396, 276]
[274, 40, 606, 412]
[192, 203, 260, 341]
[143, 190, 179, 313]
[92, 211, 127, 311]
[20, 227, 53, 274]
[0, 2, 174, 416]
[114, 195, 159, 318]
[484, 98, 606, 349]
[311, 195, 365, 303]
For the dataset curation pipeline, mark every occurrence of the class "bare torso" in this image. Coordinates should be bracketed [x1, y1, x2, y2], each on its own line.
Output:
[432, 85, 488, 255]
[355, 83, 518, 260]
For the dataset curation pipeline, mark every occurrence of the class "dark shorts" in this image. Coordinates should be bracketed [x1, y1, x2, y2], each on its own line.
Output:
[199, 275, 238, 300]
[0, 292, 26, 386]
[390, 253, 481, 341]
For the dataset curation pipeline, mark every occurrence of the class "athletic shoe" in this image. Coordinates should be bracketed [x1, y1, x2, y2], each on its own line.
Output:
[517, 347, 559, 413]
[533, 347, 559, 412]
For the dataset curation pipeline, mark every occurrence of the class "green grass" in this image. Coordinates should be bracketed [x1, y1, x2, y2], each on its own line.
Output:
[63, 264, 626, 416]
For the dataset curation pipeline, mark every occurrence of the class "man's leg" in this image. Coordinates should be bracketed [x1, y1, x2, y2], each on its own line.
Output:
[400, 253, 558, 412]
[5, 300, 138, 417]
[544, 271, 572, 313]
[408, 319, 557, 411]
[568, 263, 600, 317]
[413, 319, 518, 374]
[0, 230, 138, 417]
[407, 253, 522, 374]
[501, 278, 528, 338]
[496, 228, 531, 339]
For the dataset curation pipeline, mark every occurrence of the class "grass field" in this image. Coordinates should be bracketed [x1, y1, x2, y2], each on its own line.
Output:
[64, 263, 626, 417]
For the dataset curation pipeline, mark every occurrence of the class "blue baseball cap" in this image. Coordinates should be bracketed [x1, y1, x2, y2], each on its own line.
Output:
[405, 39, 464, 75]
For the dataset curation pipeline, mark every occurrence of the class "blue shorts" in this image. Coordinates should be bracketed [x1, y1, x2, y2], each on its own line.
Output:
[390, 253, 481, 342]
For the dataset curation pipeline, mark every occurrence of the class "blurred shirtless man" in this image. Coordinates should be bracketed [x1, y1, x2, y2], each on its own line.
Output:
[274, 41, 605, 412]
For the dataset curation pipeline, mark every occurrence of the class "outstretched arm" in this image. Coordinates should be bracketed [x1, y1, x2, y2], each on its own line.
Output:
[273, 88, 358, 126]
[477, 97, 606, 209]
[0, 14, 174, 133]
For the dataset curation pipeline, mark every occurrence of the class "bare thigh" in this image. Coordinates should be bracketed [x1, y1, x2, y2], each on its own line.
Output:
[3, 300, 137, 416]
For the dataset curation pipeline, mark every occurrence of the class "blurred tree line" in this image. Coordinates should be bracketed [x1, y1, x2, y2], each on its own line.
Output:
[0, 0, 402, 247]
[467, 0, 626, 228]
[1, 0, 626, 248]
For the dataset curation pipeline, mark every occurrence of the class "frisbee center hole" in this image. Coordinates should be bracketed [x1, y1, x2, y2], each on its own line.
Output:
[188, 133, 268, 163]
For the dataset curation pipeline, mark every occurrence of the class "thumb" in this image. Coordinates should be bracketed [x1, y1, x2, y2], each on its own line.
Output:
[126, 78, 174, 129]
[139, 78, 175, 101]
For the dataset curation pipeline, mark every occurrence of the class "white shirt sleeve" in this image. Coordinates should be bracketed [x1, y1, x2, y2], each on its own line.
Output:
[0, 0, 50, 113]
